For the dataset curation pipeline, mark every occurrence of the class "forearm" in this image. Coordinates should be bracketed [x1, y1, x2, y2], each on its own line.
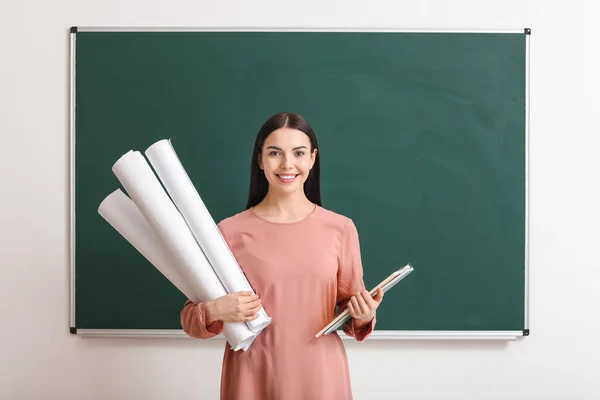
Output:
[180, 300, 224, 339]
[342, 315, 376, 341]
[204, 300, 218, 325]
[352, 317, 371, 330]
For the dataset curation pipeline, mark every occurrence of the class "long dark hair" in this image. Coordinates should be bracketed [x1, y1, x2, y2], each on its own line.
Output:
[246, 112, 321, 209]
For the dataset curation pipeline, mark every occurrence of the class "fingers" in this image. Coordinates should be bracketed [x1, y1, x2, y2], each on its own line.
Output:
[244, 301, 262, 315]
[348, 290, 382, 321]
[347, 299, 356, 317]
[245, 304, 262, 320]
[236, 298, 261, 314]
[233, 293, 262, 322]
[237, 292, 260, 303]
[360, 290, 380, 308]
[241, 296, 260, 307]
[355, 291, 371, 314]
[372, 287, 384, 303]
[350, 295, 361, 316]
[236, 301, 262, 321]
[245, 313, 260, 321]
[348, 294, 368, 317]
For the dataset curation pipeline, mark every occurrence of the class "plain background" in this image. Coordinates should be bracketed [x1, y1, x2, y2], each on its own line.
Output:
[1, 0, 599, 399]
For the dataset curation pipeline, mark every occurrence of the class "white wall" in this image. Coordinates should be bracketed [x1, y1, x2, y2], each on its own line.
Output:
[1, 0, 599, 399]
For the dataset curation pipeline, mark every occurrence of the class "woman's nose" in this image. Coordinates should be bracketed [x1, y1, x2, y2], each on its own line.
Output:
[281, 156, 293, 169]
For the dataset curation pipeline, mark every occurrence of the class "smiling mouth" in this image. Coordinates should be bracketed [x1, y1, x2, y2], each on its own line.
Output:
[276, 174, 299, 183]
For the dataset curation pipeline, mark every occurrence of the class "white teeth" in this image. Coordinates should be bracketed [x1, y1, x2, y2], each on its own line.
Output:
[278, 175, 296, 180]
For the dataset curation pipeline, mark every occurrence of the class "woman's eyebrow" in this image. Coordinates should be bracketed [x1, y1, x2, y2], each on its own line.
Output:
[265, 145, 308, 150]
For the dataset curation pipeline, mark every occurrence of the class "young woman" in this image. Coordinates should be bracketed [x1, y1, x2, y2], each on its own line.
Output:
[181, 112, 384, 399]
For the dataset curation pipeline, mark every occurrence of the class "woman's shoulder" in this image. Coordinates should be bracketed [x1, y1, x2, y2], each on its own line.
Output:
[315, 205, 354, 230]
[216, 208, 254, 233]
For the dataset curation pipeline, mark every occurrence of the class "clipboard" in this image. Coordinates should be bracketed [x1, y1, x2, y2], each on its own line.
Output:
[315, 264, 414, 338]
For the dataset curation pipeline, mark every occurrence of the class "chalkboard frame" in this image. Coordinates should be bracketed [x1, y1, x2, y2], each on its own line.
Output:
[68, 27, 531, 340]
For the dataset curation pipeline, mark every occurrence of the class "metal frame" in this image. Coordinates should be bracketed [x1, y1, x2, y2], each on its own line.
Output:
[69, 27, 530, 340]
[524, 32, 531, 333]
[73, 27, 525, 33]
[75, 330, 522, 340]
[69, 29, 76, 330]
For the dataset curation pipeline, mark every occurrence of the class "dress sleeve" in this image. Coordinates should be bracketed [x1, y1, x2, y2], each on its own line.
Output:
[336, 218, 376, 341]
[180, 299, 224, 339]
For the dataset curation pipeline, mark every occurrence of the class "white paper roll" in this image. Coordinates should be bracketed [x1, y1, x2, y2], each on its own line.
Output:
[145, 139, 272, 333]
[111, 150, 255, 351]
[98, 188, 199, 303]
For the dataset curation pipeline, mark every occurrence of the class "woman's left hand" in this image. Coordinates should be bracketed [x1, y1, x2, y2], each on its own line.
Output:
[347, 288, 384, 326]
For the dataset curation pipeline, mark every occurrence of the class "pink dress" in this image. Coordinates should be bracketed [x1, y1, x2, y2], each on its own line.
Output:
[180, 205, 375, 399]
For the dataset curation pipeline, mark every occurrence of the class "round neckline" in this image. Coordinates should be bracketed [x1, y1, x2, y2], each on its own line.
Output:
[249, 203, 319, 225]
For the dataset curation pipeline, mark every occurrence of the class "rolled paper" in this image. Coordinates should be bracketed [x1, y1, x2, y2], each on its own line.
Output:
[145, 139, 272, 333]
[111, 150, 255, 351]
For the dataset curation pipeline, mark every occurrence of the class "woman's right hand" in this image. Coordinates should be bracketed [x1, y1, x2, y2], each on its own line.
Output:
[205, 291, 262, 323]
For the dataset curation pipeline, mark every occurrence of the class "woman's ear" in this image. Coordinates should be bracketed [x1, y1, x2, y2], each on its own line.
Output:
[258, 153, 264, 170]
[310, 148, 318, 169]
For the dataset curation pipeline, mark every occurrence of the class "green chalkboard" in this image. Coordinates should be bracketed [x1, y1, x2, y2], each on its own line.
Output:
[71, 29, 528, 336]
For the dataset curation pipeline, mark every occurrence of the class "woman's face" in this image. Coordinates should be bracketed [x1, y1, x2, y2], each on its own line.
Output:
[259, 127, 317, 197]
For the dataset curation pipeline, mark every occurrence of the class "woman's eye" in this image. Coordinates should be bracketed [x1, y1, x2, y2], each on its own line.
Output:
[269, 151, 281, 156]
[296, 151, 305, 156]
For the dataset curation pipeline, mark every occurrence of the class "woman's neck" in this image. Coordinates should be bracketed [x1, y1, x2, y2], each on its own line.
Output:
[252, 190, 316, 223]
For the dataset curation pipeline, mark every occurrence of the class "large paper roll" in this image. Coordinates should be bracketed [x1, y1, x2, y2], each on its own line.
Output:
[145, 139, 272, 333]
[98, 188, 199, 303]
[111, 150, 255, 351]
